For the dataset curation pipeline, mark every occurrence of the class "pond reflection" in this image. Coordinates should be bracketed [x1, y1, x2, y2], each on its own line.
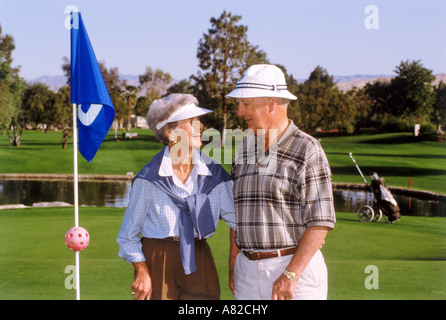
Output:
[0, 179, 131, 208]
[0, 179, 444, 217]
[333, 189, 446, 217]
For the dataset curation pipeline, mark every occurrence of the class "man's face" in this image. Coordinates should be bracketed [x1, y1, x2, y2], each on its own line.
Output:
[236, 97, 271, 133]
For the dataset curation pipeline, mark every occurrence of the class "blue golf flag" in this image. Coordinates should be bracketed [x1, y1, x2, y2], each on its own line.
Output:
[70, 12, 114, 163]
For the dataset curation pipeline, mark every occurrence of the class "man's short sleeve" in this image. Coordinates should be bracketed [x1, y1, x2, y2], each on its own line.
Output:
[302, 140, 336, 229]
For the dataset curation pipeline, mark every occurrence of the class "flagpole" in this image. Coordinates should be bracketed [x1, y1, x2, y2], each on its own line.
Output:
[68, 12, 114, 300]
[72, 102, 80, 300]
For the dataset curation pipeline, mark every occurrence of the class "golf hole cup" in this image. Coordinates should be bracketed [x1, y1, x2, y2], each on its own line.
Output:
[65, 227, 90, 251]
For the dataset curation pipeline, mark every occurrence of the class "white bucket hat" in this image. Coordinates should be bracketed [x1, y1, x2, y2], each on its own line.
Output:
[226, 64, 297, 100]
[156, 104, 212, 130]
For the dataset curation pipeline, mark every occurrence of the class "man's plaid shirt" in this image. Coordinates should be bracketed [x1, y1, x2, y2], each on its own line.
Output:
[231, 121, 336, 250]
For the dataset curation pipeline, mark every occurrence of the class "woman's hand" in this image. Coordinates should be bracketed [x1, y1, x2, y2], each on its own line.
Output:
[132, 262, 152, 300]
[229, 229, 240, 295]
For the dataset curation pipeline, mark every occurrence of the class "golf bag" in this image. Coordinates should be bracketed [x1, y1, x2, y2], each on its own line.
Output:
[370, 175, 401, 222]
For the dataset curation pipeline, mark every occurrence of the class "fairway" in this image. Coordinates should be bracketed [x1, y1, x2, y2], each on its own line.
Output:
[320, 132, 446, 195]
[0, 207, 445, 300]
[1, 129, 445, 300]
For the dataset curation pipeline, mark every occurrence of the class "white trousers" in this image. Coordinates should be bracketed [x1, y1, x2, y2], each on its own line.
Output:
[234, 249, 328, 300]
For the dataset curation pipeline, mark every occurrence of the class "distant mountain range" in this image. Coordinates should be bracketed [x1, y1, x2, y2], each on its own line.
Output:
[335, 73, 446, 92]
[29, 73, 446, 93]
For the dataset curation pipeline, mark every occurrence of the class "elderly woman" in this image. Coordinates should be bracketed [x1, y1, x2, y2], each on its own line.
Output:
[117, 94, 235, 300]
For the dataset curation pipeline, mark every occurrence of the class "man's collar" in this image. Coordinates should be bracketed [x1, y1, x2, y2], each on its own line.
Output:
[277, 120, 298, 147]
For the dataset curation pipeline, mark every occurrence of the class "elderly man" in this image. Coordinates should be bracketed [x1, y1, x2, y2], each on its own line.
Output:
[227, 64, 336, 300]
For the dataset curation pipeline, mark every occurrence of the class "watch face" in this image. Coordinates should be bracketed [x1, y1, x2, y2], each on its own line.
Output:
[284, 270, 298, 281]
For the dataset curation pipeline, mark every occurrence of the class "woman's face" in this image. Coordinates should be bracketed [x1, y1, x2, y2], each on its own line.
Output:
[168, 116, 203, 150]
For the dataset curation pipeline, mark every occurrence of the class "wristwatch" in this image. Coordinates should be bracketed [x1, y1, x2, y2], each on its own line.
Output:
[283, 269, 299, 281]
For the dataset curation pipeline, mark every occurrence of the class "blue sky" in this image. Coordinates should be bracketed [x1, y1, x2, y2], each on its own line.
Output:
[0, 0, 445, 81]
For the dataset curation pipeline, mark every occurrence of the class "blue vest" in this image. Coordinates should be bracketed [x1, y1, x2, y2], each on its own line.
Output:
[133, 146, 232, 275]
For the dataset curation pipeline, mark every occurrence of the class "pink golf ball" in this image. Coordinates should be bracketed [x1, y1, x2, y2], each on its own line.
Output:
[65, 226, 90, 251]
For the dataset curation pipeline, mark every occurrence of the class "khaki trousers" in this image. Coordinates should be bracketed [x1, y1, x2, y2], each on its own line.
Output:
[141, 237, 220, 300]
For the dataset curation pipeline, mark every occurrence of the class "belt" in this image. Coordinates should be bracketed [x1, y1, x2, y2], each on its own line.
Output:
[165, 237, 206, 243]
[242, 247, 297, 261]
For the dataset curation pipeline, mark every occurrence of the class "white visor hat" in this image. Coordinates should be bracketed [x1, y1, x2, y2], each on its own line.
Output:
[226, 64, 297, 100]
[156, 104, 212, 130]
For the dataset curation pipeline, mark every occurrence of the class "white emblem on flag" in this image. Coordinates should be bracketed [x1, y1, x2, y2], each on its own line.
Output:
[78, 104, 102, 126]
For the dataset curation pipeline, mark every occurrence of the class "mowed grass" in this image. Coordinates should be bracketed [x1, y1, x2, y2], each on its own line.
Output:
[324, 212, 446, 299]
[0, 129, 445, 300]
[0, 129, 445, 193]
[0, 130, 163, 176]
[0, 207, 445, 300]
[319, 131, 446, 194]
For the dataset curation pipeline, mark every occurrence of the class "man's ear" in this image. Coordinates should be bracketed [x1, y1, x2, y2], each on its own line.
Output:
[269, 98, 277, 113]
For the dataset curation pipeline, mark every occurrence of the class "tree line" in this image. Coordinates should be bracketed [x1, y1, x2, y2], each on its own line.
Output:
[1, 11, 445, 148]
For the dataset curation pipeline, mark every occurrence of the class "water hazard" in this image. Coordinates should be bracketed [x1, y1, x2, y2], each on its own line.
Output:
[0, 179, 445, 217]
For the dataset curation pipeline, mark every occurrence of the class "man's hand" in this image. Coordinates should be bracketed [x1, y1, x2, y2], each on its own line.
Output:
[132, 261, 152, 300]
[271, 226, 329, 300]
[272, 273, 297, 300]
